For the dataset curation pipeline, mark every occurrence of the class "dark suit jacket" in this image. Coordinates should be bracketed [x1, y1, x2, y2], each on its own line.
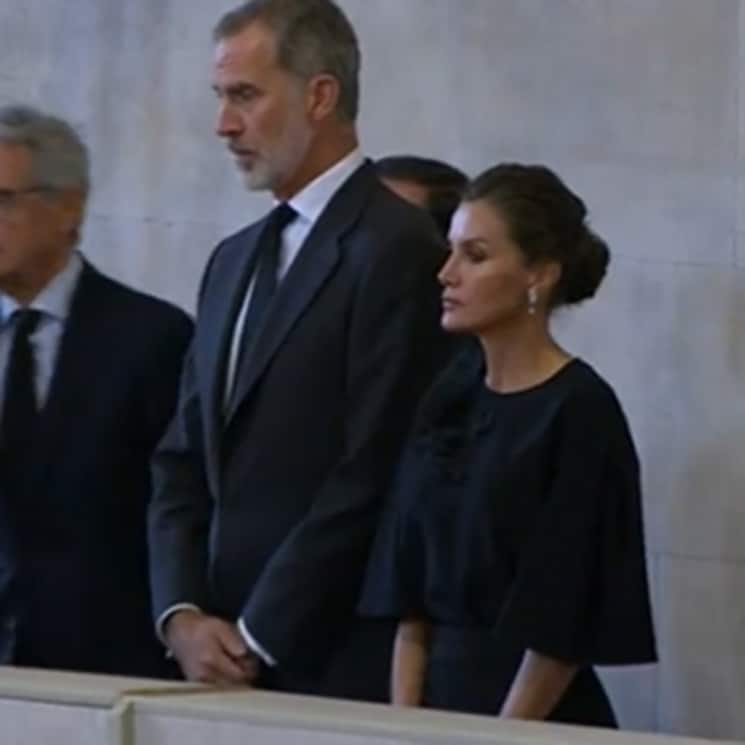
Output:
[149, 161, 454, 698]
[0, 261, 193, 677]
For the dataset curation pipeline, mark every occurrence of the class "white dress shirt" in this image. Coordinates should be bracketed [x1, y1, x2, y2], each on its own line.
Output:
[159, 148, 366, 667]
[0, 252, 83, 422]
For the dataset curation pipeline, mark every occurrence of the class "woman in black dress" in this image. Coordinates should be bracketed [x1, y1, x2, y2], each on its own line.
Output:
[359, 164, 656, 726]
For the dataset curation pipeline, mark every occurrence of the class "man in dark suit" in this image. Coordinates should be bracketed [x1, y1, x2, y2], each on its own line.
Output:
[0, 105, 193, 677]
[148, 0, 452, 700]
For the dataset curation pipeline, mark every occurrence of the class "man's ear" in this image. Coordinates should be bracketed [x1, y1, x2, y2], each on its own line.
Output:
[54, 188, 86, 238]
[305, 73, 340, 122]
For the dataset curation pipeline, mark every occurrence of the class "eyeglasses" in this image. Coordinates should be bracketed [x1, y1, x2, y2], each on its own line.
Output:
[0, 186, 52, 214]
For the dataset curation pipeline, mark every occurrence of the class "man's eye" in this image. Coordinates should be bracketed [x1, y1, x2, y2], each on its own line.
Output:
[230, 87, 258, 104]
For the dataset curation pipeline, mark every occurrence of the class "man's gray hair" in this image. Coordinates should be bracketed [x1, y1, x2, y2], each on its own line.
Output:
[0, 105, 90, 193]
[214, 0, 361, 122]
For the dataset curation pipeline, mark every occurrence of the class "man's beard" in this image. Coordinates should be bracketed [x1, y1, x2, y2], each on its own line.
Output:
[237, 120, 313, 194]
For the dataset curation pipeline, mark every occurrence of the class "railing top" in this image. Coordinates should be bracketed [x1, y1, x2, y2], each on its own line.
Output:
[0, 668, 737, 745]
[129, 689, 739, 745]
[0, 667, 202, 707]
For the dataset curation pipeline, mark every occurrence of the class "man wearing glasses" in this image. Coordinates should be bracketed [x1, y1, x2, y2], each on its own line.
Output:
[0, 105, 193, 676]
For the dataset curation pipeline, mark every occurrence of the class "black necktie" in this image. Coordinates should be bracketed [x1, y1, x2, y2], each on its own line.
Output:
[2, 309, 42, 495]
[231, 203, 297, 391]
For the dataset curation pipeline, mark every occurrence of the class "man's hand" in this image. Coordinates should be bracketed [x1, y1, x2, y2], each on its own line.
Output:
[165, 609, 259, 685]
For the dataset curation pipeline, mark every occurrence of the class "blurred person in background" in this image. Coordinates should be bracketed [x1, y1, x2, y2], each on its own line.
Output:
[376, 155, 467, 239]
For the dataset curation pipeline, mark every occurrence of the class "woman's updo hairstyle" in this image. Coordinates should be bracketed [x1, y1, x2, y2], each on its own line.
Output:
[463, 163, 610, 307]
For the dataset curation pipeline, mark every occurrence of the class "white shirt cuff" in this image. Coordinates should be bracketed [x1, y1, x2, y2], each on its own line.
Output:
[237, 617, 276, 667]
[155, 603, 203, 647]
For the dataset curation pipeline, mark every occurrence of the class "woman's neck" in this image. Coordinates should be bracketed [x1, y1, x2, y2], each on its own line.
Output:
[478, 322, 571, 394]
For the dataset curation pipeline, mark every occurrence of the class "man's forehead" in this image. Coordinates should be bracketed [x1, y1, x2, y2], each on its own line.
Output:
[0, 141, 32, 159]
[214, 23, 278, 69]
[0, 142, 34, 179]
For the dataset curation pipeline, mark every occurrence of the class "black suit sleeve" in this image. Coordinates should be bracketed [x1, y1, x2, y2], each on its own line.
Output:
[239, 228, 452, 665]
[147, 264, 218, 624]
[148, 340, 214, 622]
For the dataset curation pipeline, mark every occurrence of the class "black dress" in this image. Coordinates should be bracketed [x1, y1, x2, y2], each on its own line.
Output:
[359, 350, 657, 727]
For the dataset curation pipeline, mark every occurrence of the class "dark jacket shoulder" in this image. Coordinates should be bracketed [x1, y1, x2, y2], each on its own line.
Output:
[77, 262, 194, 339]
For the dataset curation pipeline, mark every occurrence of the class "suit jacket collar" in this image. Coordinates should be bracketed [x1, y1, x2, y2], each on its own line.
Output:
[0, 251, 83, 324]
[217, 160, 377, 428]
[286, 148, 365, 225]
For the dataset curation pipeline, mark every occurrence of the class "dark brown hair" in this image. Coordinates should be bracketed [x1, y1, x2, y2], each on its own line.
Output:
[464, 163, 609, 307]
[375, 155, 468, 238]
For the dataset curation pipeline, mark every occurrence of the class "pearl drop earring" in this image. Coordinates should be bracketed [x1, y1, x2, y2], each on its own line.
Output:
[527, 286, 538, 315]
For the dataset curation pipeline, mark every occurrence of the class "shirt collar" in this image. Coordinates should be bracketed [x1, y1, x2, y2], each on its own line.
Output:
[0, 251, 84, 327]
[286, 148, 365, 226]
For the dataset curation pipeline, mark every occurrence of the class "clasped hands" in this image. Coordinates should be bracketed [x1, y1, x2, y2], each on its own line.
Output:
[165, 609, 259, 686]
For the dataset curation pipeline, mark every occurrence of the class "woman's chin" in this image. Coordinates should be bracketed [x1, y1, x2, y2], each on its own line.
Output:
[441, 312, 471, 334]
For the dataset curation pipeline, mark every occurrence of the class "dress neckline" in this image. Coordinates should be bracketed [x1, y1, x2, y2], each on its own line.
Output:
[480, 358, 581, 400]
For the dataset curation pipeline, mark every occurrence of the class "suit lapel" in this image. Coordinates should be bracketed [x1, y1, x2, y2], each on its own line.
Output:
[223, 162, 376, 427]
[34, 263, 102, 484]
[223, 225, 340, 425]
[196, 226, 263, 461]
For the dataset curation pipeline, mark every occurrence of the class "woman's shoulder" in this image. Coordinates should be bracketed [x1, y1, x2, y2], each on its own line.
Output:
[560, 359, 624, 412]
[558, 359, 638, 456]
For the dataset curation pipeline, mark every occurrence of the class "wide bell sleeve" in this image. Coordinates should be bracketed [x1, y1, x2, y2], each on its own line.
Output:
[496, 384, 657, 666]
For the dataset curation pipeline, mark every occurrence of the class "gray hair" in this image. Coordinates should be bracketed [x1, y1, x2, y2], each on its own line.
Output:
[0, 105, 90, 193]
[214, 0, 361, 122]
